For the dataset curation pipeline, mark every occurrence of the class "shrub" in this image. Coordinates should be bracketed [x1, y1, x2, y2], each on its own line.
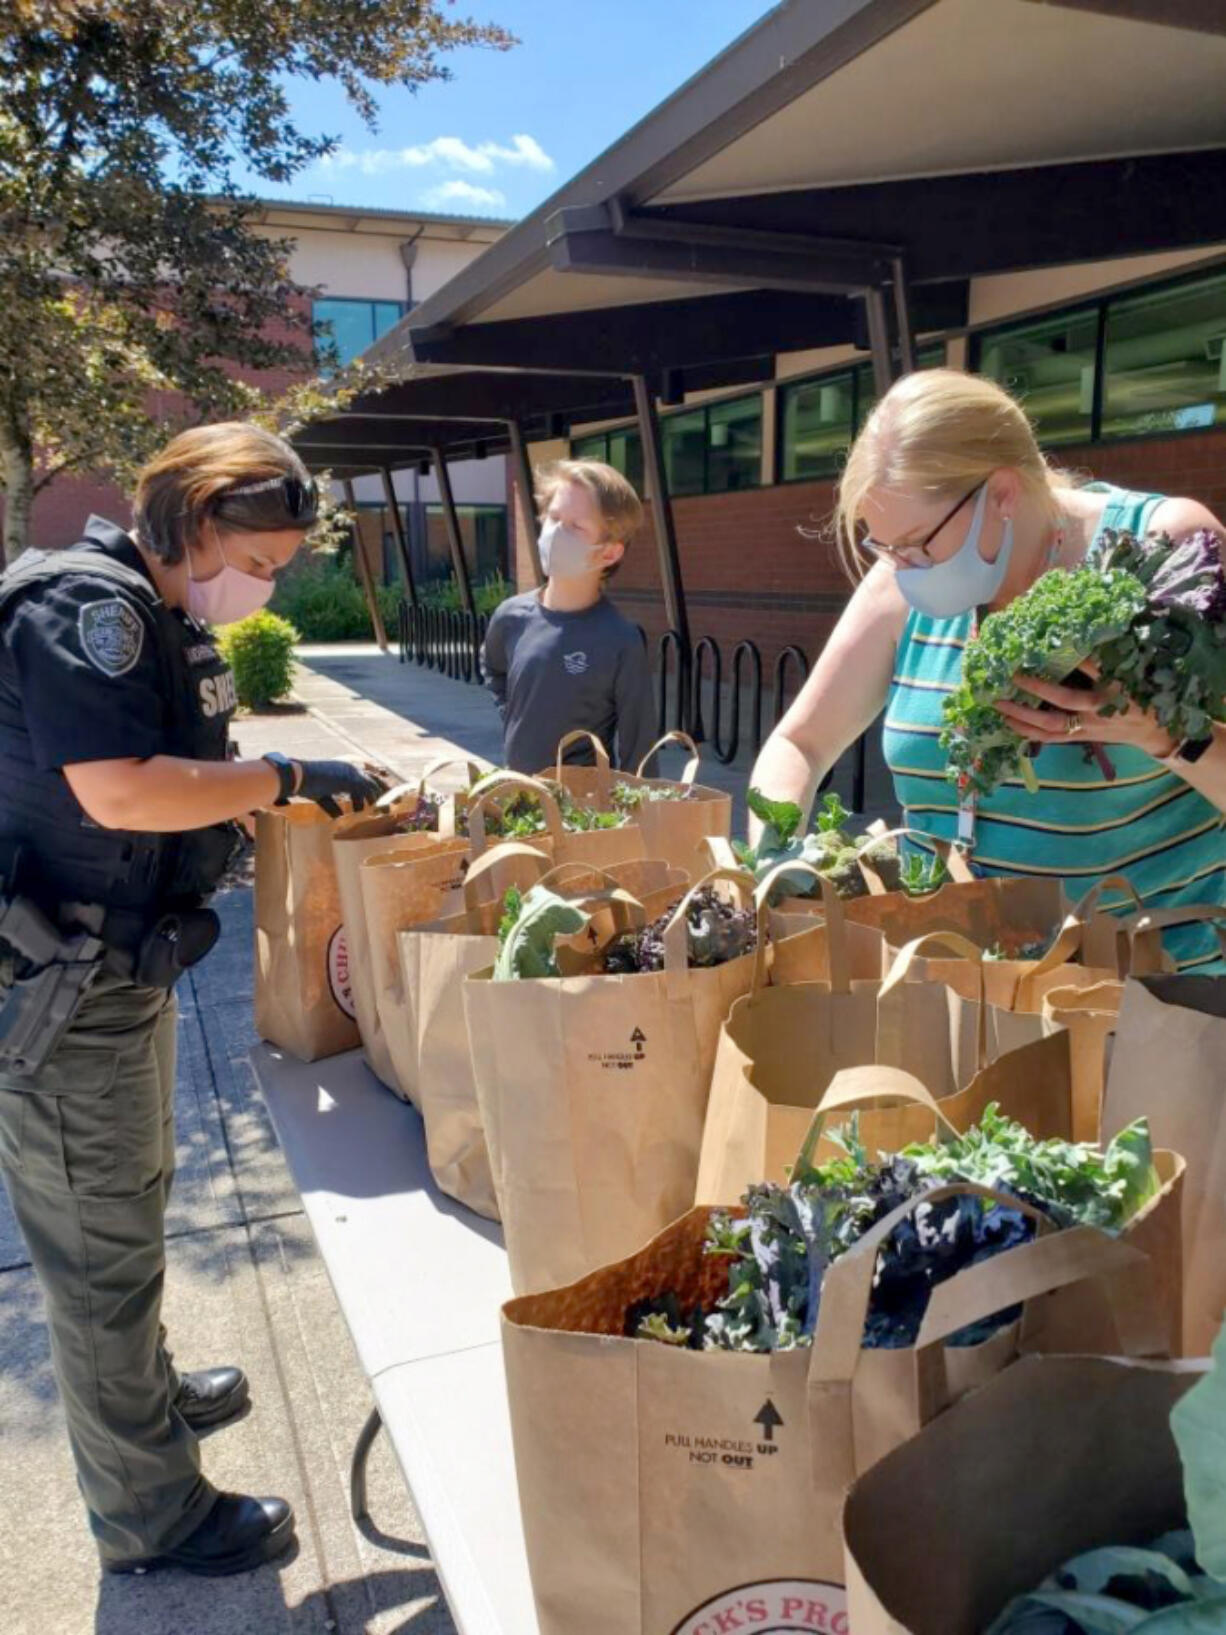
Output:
[418, 571, 512, 617]
[218, 609, 299, 708]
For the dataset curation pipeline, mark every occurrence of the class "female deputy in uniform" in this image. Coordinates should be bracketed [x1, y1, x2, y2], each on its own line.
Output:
[750, 369, 1226, 971]
[0, 422, 384, 1577]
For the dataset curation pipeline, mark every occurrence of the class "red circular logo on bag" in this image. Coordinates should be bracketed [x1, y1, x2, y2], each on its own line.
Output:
[672, 1581, 848, 1635]
[326, 927, 356, 1019]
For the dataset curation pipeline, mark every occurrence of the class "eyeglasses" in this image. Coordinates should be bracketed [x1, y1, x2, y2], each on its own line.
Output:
[860, 482, 985, 567]
[222, 474, 319, 523]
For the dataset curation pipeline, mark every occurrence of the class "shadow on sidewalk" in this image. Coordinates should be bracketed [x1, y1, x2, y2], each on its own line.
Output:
[94, 1559, 453, 1635]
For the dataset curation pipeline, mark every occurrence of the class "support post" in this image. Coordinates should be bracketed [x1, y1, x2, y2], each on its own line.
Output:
[864, 286, 895, 398]
[379, 467, 417, 606]
[431, 448, 476, 616]
[342, 479, 389, 653]
[506, 419, 543, 587]
[891, 256, 916, 376]
[630, 372, 691, 667]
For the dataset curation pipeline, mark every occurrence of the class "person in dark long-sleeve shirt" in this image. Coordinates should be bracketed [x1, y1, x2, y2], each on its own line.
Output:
[482, 459, 655, 773]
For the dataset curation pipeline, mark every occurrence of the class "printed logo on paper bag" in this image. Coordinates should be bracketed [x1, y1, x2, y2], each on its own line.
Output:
[672, 1580, 848, 1634]
[326, 927, 357, 1019]
[588, 1026, 647, 1072]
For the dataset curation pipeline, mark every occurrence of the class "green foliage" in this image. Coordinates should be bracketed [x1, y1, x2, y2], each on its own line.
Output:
[217, 608, 298, 708]
[497, 886, 523, 948]
[269, 553, 399, 642]
[743, 788, 943, 901]
[1173, 1319, 1226, 1582]
[493, 884, 590, 981]
[632, 1108, 1159, 1356]
[0, 3, 514, 558]
[940, 566, 1150, 796]
[418, 573, 512, 618]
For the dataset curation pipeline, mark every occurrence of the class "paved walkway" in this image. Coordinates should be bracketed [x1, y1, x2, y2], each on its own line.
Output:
[0, 643, 897, 1635]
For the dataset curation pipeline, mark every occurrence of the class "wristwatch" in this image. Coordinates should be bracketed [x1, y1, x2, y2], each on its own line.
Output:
[1173, 734, 1214, 765]
[262, 752, 300, 805]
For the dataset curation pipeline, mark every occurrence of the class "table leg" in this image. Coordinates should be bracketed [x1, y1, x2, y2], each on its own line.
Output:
[350, 1404, 384, 1521]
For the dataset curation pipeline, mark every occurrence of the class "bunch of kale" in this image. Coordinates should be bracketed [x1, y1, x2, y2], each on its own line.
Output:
[941, 529, 1226, 798]
[630, 1107, 1157, 1353]
[601, 885, 758, 974]
[610, 781, 695, 813]
[737, 789, 948, 902]
[479, 776, 628, 838]
[493, 882, 758, 980]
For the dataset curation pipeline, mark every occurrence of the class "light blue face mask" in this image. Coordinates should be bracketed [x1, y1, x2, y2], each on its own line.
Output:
[894, 484, 1013, 619]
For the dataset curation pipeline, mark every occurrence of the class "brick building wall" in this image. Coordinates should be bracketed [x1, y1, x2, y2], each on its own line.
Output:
[510, 427, 1226, 681]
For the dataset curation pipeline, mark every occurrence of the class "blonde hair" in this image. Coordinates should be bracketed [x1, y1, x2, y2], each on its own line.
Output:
[536, 458, 643, 547]
[134, 422, 313, 564]
[834, 369, 1074, 580]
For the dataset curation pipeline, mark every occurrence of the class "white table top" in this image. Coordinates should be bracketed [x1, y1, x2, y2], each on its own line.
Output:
[251, 1043, 538, 1635]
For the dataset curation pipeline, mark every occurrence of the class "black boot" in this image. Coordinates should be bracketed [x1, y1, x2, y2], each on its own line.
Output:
[175, 1365, 250, 1430]
[106, 1493, 295, 1577]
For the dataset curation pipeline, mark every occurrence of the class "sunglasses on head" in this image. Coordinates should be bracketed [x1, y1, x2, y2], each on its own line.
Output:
[222, 473, 319, 523]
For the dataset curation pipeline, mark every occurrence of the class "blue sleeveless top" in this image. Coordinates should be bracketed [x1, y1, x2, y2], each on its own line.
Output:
[883, 484, 1226, 971]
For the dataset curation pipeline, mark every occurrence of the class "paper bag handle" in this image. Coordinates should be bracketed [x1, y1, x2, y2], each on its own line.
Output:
[461, 841, 551, 920]
[552, 730, 612, 804]
[853, 828, 976, 894]
[636, 731, 701, 785]
[660, 867, 755, 988]
[752, 860, 850, 995]
[1124, 904, 1226, 976]
[1070, 875, 1146, 920]
[466, 771, 565, 856]
[702, 835, 740, 872]
[879, 930, 989, 1070]
[793, 1065, 959, 1177]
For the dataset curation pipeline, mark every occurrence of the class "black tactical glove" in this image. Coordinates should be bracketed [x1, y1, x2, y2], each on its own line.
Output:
[264, 753, 388, 820]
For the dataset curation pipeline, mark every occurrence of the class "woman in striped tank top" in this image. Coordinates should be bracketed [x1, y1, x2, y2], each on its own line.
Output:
[750, 370, 1226, 970]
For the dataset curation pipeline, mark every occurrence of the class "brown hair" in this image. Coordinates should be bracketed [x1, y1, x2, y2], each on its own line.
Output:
[535, 459, 644, 547]
[834, 369, 1075, 581]
[133, 422, 315, 564]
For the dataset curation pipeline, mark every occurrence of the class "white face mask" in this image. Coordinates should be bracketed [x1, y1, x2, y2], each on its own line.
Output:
[185, 532, 275, 625]
[539, 518, 600, 581]
[893, 484, 1014, 619]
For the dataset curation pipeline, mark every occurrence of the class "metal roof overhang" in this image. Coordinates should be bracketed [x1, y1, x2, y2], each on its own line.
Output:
[294, 0, 1226, 469]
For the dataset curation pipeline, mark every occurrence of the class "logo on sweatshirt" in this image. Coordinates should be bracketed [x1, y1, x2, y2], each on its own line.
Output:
[563, 650, 589, 675]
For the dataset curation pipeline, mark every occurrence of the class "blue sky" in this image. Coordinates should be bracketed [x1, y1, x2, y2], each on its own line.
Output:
[246, 2, 777, 221]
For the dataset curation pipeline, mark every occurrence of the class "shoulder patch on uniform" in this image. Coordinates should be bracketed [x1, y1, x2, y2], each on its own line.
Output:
[77, 598, 145, 677]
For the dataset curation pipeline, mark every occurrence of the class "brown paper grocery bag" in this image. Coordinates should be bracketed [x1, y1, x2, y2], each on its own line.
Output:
[254, 802, 360, 1061]
[1104, 967, 1226, 1355]
[399, 842, 554, 1217]
[467, 766, 646, 872]
[503, 1187, 1160, 1635]
[331, 790, 451, 1089]
[465, 867, 759, 1294]
[402, 849, 687, 1219]
[611, 730, 732, 879]
[697, 873, 1048, 1202]
[844, 1353, 1204, 1635]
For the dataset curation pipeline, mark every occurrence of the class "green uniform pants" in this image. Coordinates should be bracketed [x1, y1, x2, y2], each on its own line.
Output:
[0, 970, 217, 1562]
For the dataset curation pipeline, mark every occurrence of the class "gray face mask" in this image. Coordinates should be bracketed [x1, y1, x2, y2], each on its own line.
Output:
[539, 518, 599, 580]
[894, 484, 1014, 619]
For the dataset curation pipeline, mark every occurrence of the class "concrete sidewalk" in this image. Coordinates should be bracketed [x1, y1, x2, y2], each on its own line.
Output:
[0, 641, 896, 1635]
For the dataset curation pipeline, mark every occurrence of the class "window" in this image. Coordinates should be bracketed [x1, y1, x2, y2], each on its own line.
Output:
[568, 429, 644, 492]
[778, 346, 944, 483]
[1102, 270, 1226, 440]
[707, 396, 762, 493]
[779, 369, 857, 482]
[975, 308, 1099, 446]
[422, 504, 508, 585]
[313, 297, 408, 369]
[661, 408, 708, 497]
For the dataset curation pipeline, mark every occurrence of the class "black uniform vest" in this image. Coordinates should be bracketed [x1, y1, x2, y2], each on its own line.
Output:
[0, 533, 240, 917]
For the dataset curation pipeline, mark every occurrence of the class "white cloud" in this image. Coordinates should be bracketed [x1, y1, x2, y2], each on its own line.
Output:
[318, 134, 554, 178]
[419, 180, 507, 212]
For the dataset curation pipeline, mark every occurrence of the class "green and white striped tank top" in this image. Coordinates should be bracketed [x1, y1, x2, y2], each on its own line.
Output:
[882, 483, 1226, 971]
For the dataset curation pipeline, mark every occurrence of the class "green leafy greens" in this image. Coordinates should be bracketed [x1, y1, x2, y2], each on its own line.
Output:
[492, 886, 590, 980]
[740, 788, 948, 901]
[630, 1108, 1157, 1356]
